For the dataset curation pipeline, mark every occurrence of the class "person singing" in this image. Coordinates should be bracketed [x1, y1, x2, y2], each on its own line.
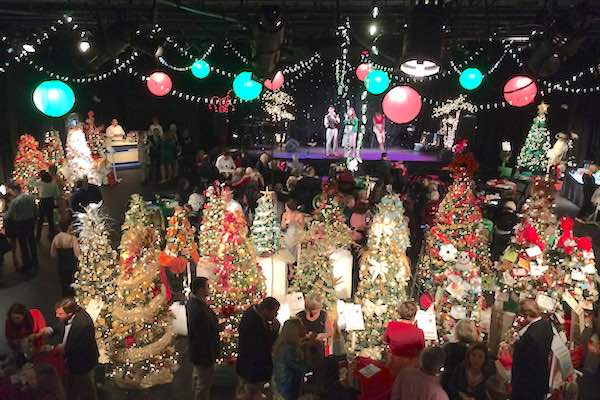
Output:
[324, 106, 340, 157]
[343, 107, 359, 158]
[373, 112, 386, 152]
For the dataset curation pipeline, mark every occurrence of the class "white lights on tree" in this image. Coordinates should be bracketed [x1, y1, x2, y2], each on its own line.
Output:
[261, 90, 296, 122]
[335, 18, 351, 98]
[432, 95, 478, 149]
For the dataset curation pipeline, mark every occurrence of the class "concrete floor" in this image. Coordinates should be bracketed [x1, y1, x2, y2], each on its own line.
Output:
[0, 168, 598, 400]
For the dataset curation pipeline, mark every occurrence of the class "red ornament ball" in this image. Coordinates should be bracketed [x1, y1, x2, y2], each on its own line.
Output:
[382, 86, 422, 124]
[355, 63, 372, 81]
[503, 76, 537, 107]
[146, 71, 173, 97]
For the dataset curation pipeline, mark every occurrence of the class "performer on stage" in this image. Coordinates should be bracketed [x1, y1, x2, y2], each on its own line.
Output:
[373, 111, 386, 152]
[324, 106, 340, 157]
[343, 106, 359, 158]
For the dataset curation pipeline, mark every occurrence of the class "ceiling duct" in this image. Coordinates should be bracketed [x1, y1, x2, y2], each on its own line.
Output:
[252, 5, 284, 79]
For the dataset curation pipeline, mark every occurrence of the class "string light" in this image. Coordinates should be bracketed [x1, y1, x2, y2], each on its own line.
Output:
[335, 18, 351, 98]
[224, 39, 249, 64]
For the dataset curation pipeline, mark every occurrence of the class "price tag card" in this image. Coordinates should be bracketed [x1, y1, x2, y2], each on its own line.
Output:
[512, 268, 528, 277]
[572, 270, 587, 282]
[536, 293, 556, 312]
[286, 292, 305, 315]
[525, 246, 542, 258]
[450, 305, 467, 320]
[446, 281, 466, 300]
[343, 303, 365, 331]
[416, 306, 439, 342]
[359, 363, 381, 379]
[530, 263, 548, 277]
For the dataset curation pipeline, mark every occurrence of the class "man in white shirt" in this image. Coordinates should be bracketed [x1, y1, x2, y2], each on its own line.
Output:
[105, 118, 125, 141]
[324, 106, 340, 157]
[215, 150, 236, 177]
[148, 116, 164, 138]
[223, 185, 243, 215]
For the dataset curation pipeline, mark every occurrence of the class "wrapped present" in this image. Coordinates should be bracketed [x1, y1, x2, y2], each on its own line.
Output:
[353, 357, 394, 400]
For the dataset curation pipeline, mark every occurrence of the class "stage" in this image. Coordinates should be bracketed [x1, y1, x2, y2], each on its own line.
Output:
[262, 146, 440, 162]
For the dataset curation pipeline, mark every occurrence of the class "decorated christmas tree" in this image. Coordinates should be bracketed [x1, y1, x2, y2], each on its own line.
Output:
[517, 102, 551, 174]
[262, 90, 296, 122]
[198, 188, 227, 261]
[121, 194, 153, 235]
[207, 208, 266, 360]
[41, 130, 66, 169]
[160, 207, 199, 278]
[354, 194, 412, 359]
[251, 190, 282, 256]
[418, 152, 493, 341]
[73, 203, 119, 363]
[65, 119, 98, 185]
[12, 134, 49, 193]
[291, 194, 352, 306]
[110, 224, 177, 388]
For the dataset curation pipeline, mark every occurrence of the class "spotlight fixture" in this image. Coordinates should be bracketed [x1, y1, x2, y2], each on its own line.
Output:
[369, 24, 377, 36]
[22, 43, 35, 53]
[78, 40, 91, 53]
[400, 2, 442, 78]
[372, 6, 379, 18]
[64, 15, 73, 23]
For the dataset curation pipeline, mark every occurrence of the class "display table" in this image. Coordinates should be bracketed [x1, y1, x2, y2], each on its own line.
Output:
[107, 139, 139, 169]
[560, 170, 600, 208]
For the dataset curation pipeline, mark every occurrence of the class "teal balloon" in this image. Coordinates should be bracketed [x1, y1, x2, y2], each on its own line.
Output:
[33, 80, 75, 117]
[233, 71, 262, 101]
[365, 70, 390, 95]
[459, 67, 483, 90]
[191, 59, 210, 79]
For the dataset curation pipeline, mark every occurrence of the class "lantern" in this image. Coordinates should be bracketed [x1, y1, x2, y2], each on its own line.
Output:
[382, 85, 422, 124]
[33, 80, 75, 117]
[146, 71, 173, 97]
[503, 76, 537, 107]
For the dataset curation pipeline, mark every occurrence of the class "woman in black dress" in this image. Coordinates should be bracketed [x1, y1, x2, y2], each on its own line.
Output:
[297, 292, 331, 358]
[50, 218, 79, 296]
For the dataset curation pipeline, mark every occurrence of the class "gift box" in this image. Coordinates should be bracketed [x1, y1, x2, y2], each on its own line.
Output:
[353, 357, 393, 400]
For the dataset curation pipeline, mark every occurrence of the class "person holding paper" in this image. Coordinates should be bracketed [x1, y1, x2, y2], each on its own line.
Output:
[383, 301, 425, 377]
[297, 292, 332, 355]
[41, 297, 99, 400]
[511, 299, 553, 400]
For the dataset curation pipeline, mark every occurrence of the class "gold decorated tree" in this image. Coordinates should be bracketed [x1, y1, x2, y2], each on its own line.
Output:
[291, 194, 352, 306]
[160, 207, 199, 277]
[354, 194, 412, 359]
[73, 203, 119, 363]
[12, 134, 49, 194]
[198, 188, 226, 262]
[109, 224, 177, 388]
[121, 194, 153, 234]
[206, 207, 266, 361]
[41, 130, 66, 169]
[418, 153, 493, 342]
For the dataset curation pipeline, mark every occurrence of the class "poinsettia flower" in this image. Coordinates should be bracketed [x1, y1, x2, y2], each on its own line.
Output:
[576, 237, 593, 251]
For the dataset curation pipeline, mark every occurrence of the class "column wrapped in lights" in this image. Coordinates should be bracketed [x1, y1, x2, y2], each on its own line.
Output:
[400, 1, 443, 78]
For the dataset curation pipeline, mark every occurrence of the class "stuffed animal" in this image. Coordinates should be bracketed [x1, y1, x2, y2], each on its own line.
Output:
[455, 251, 473, 272]
[547, 132, 571, 171]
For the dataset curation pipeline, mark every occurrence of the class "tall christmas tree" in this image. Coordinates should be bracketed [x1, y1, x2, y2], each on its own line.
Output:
[418, 153, 493, 341]
[354, 194, 412, 359]
[65, 119, 98, 185]
[41, 130, 66, 169]
[208, 208, 266, 360]
[73, 203, 119, 363]
[198, 188, 226, 261]
[12, 134, 49, 193]
[251, 190, 282, 256]
[110, 224, 177, 388]
[517, 102, 551, 174]
[291, 194, 352, 306]
[121, 194, 153, 235]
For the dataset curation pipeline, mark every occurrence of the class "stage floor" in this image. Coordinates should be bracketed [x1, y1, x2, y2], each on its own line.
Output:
[265, 146, 440, 162]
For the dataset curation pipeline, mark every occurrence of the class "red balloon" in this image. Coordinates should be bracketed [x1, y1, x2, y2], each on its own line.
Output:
[146, 71, 173, 97]
[382, 86, 422, 124]
[355, 63, 372, 81]
[503, 75, 537, 107]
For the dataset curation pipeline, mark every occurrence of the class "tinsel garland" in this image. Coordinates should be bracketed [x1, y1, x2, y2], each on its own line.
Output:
[115, 325, 175, 363]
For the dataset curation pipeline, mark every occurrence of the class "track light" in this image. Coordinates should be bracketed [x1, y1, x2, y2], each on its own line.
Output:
[369, 24, 377, 36]
[78, 40, 91, 53]
[22, 43, 35, 53]
[400, 2, 442, 77]
[372, 6, 379, 18]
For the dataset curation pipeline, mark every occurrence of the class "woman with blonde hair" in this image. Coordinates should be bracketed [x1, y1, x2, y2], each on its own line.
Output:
[273, 318, 310, 400]
[441, 319, 480, 394]
[296, 293, 331, 347]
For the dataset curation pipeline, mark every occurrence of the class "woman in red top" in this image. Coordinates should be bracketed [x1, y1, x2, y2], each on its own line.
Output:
[373, 112, 386, 152]
[5, 303, 47, 360]
[383, 300, 425, 377]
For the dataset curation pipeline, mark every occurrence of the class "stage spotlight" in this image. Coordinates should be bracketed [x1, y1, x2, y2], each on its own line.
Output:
[400, 2, 442, 78]
[78, 40, 91, 53]
[64, 15, 73, 23]
[372, 6, 379, 19]
[22, 43, 35, 53]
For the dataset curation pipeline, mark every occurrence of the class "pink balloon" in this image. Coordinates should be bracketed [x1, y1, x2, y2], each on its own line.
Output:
[264, 71, 285, 91]
[146, 71, 173, 97]
[382, 86, 422, 124]
[503, 75, 537, 107]
[355, 63, 372, 81]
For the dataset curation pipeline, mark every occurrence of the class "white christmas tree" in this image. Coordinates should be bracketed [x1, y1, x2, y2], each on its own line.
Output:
[251, 191, 282, 256]
[65, 120, 98, 185]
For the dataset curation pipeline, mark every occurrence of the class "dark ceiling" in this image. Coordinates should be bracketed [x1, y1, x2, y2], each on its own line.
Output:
[1, 1, 599, 72]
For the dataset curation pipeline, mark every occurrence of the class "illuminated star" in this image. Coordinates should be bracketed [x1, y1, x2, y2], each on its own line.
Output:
[537, 101, 549, 115]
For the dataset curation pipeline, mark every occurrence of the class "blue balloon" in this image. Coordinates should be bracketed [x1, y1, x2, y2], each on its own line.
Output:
[365, 70, 390, 95]
[459, 67, 484, 90]
[191, 59, 211, 79]
[233, 71, 262, 101]
[33, 80, 75, 117]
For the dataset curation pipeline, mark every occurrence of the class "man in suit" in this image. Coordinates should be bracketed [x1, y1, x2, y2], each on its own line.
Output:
[186, 277, 221, 400]
[236, 297, 280, 400]
[511, 299, 553, 400]
[42, 297, 99, 400]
